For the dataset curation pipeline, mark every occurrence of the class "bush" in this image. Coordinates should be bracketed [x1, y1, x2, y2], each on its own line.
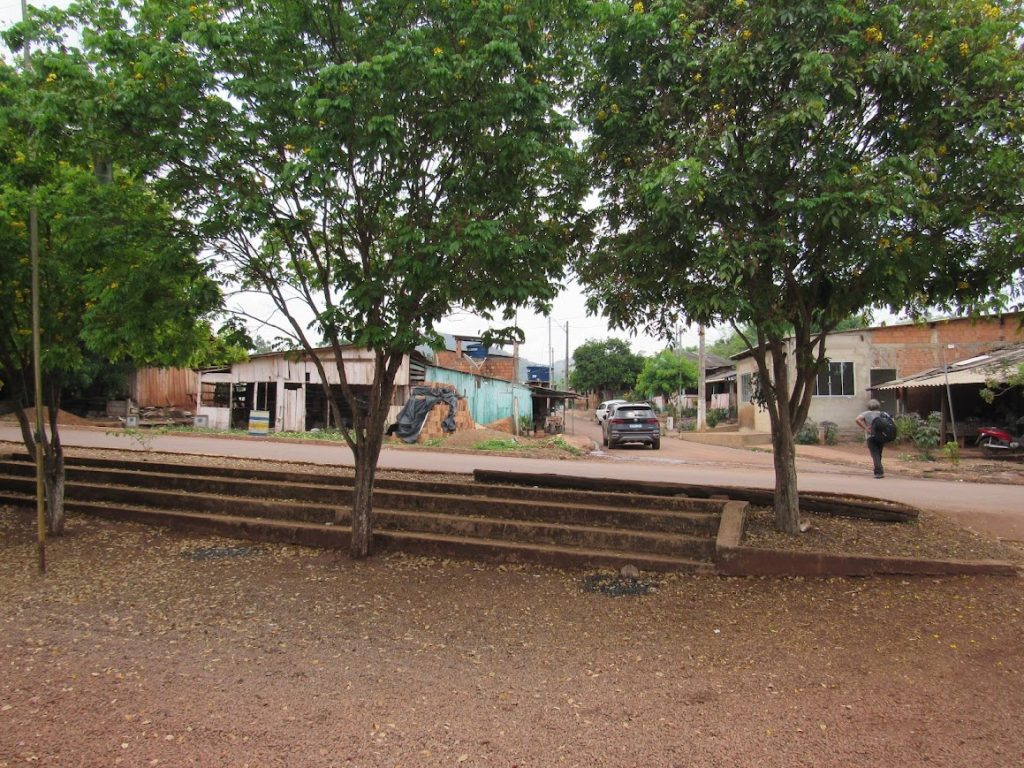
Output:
[915, 412, 942, 460]
[895, 412, 941, 459]
[796, 420, 838, 445]
[795, 420, 820, 445]
[820, 421, 839, 445]
[943, 440, 961, 466]
[895, 413, 920, 443]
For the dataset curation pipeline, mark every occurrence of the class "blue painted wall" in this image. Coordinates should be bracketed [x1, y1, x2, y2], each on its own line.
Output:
[425, 366, 533, 426]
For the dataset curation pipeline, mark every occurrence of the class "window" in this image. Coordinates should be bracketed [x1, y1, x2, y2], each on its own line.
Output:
[200, 382, 231, 407]
[815, 362, 855, 396]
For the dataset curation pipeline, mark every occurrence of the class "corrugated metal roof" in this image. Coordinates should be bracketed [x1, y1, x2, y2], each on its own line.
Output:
[873, 345, 1024, 390]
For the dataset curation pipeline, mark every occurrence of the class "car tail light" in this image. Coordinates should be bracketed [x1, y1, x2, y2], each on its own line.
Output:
[643, 418, 659, 425]
[609, 418, 626, 425]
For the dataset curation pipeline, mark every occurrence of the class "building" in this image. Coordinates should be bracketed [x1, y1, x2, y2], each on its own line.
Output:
[188, 344, 535, 435]
[733, 313, 1024, 437]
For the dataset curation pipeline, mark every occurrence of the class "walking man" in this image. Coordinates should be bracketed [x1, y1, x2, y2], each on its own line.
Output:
[855, 399, 885, 479]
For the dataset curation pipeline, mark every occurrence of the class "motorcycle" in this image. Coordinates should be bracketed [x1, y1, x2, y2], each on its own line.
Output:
[976, 418, 1024, 454]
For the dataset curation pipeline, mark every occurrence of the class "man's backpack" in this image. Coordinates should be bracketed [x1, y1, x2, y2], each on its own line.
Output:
[872, 411, 897, 444]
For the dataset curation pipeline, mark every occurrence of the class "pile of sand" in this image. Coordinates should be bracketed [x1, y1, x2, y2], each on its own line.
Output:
[0, 407, 95, 427]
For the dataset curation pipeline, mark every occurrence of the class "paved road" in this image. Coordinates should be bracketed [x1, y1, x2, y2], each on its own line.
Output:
[3, 423, 1023, 542]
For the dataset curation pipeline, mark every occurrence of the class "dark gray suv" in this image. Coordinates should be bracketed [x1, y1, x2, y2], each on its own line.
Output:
[602, 402, 661, 450]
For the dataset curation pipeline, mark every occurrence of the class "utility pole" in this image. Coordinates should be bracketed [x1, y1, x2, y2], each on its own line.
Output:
[697, 325, 707, 432]
[548, 316, 553, 386]
[22, 0, 46, 574]
[512, 338, 520, 436]
[676, 323, 683, 417]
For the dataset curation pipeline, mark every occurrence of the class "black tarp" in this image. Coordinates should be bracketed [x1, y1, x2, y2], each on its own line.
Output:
[389, 386, 460, 443]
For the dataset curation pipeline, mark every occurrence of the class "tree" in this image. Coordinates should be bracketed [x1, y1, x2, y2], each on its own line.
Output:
[579, 0, 1024, 532]
[54, 0, 587, 557]
[0, 56, 224, 535]
[569, 337, 645, 396]
[634, 348, 697, 401]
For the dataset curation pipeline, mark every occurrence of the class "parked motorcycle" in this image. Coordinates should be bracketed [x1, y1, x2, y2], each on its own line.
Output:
[976, 418, 1024, 454]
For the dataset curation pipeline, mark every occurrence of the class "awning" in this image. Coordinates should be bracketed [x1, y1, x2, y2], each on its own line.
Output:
[872, 346, 1024, 390]
[528, 386, 580, 399]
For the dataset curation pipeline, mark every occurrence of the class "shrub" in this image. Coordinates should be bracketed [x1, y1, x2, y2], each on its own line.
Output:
[820, 420, 839, 445]
[894, 413, 920, 444]
[914, 412, 942, 460]
[895, 412, 941, 459]
[795, 420, 820, 445]
[943, 440, 961, 466]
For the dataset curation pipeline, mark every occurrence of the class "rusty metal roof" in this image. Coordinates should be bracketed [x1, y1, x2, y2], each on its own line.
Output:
[872, 346, 1024, 390]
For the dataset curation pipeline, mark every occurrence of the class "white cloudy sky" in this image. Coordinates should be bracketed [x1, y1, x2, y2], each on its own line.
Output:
[1, 0, 715, 364]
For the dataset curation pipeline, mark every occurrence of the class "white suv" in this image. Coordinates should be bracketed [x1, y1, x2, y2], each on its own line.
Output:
[595, 399, 627, 424]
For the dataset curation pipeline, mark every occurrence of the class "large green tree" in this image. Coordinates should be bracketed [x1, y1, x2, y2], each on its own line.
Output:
[569, 337, 645, 396]
[0, 56, 224, 534]
[52, 0, 587, 557]
[634, 348, 697, 401]
[579, 0, 1024, 532]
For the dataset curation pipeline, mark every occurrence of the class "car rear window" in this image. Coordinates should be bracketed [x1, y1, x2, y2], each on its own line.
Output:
[614, 407, 654, 418]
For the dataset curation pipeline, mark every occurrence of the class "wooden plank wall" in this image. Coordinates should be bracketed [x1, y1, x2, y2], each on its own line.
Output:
[131, 368, 197, 409]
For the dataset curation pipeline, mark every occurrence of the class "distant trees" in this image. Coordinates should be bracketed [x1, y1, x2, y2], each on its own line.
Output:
[570, 338, 645, 397]
[634, 349, 697, 402]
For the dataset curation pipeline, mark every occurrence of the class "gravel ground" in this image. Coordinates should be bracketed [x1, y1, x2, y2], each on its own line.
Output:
[2, 508, 1023, 768]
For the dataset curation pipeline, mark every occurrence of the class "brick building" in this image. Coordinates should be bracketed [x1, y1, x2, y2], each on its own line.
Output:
[734, 313, 1024, 437]
[432, 334, 517, 383]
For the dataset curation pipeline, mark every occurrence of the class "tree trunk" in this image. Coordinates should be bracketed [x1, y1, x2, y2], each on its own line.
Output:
[771, 418, 800, 534]
[43, 447, 66, 536]
[335, 354, 399, 559]
[753, 335, 802, 534]
[8, 384, 67, 535]
[348, 443, 377, 558]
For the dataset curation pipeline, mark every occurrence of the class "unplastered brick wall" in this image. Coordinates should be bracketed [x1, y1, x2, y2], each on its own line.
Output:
[868, 314, 1024, 377]
[413, 382, 476, 442]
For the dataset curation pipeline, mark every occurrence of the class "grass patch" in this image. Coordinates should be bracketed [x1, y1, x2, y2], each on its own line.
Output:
[544, 436, 583, 456]
[472, 438, 530, 452]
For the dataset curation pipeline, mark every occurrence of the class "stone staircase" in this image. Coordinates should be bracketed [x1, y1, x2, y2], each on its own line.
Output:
[0, 454, 728, 573]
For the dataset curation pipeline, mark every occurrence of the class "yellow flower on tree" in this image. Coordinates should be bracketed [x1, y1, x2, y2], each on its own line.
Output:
[864, 26, 883, 45]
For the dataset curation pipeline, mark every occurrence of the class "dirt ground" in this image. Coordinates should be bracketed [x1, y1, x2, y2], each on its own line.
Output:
[2, 426, 1024, 766]
[792, 439, 1024, 486]
[2, 499, 1023, 768]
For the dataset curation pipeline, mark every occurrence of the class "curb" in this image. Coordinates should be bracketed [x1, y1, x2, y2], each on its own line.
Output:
[714, 503, 1021, 578]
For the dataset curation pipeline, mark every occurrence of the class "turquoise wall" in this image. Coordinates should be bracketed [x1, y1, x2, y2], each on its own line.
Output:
[425, 366, 533, 426]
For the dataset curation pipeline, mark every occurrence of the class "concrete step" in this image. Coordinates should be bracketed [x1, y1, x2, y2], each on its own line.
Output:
[0, 459, 722, 535]
[0, 493, 715, 574]
[0, 455, 726, 572]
